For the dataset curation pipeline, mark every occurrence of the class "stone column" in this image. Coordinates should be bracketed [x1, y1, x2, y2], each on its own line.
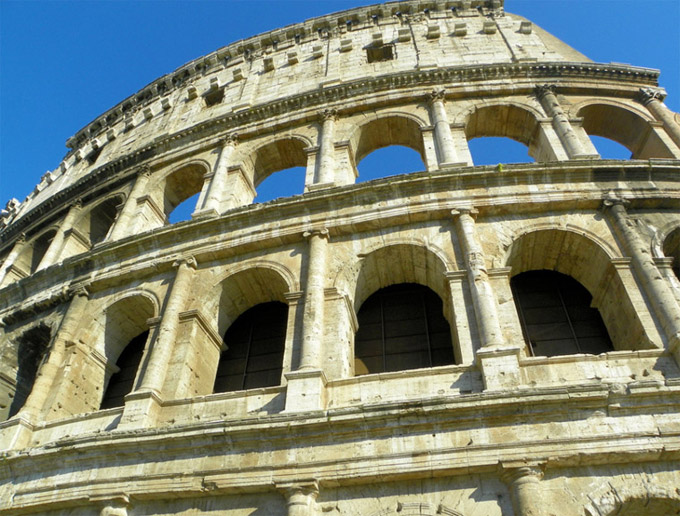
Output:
[452, 208, 504, 348]
[36, 200, 82, 271]
[452, 208, 521, 390]
[195, 133, 238, 216]
[317, 109, 337, 186]
[0, 233, 27, 286]
[138, 256, 197, 396]
[276, 480, 319, 516]
[500, 463, 545, 516]
[299, 228, 329, 370]
[602, 196, 680, 360]
[19, 286, 90, 423]
[535, 84, 592, 159]
[120, 257, 196, 427]
[284, 229, 329, 412]
[637, 87, 680, 149]
[429, 90, 465, 167]
[108, 166, 152, 241]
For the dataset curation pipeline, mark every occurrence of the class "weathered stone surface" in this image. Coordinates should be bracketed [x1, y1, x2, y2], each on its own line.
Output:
[1, 1, 680, 515]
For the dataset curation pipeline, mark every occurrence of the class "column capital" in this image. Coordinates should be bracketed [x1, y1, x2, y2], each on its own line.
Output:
[71, 198, 83, 210]
[601, 192, 630, 211]
[499, 462, 545, 485]
[275, 479, 320, 501]
[220, 132, 239, 147]
[16, 232, 27, 243]
[451, 206, 478, 219]
[68, 284, 91, 299]
[534, 83, 556, 99]
[636, 86, 667, 106]
[319, 108, 338, 123]
[428, 88, 447, 104]
[172, 255, 198, 270]
[136, 164, 152, 177]
[303, 227, 330, 240]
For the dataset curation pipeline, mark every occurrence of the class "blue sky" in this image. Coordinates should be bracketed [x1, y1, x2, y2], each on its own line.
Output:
[1, 0, 679, 209]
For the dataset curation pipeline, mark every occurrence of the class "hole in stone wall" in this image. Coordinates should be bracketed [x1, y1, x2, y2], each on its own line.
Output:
[255, 166, 306, 203]
[366, 44, 394, 63]
[214, 302, 287, 392]
[168, 192, 200, 224]
[7, 323, 51, 419]
[468, 136, 533, 165]
[589, 135, 631, 159]
[356, 145, 425, 183]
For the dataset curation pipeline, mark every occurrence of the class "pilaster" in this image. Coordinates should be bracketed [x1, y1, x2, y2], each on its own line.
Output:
[194, 133, 239, 217]
[428, 90, 467, 168]
[500, 462, 546, 516]
[276, 480, 319, 516]
[316, 109, 338, 187]
[36, 200, 83, 271]
[637, 87, 680, 150]
[108, 166, 153, 240]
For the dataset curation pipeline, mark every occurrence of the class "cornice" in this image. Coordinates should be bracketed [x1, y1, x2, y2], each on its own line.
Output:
[0, 61, 661, 246]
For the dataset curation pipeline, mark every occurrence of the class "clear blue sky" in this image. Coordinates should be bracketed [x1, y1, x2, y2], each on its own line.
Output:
[1, 0, 679, 207]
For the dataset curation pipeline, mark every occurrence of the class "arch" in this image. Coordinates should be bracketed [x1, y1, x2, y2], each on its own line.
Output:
[584, 481, 680, 516]
[13, 228, 58, 276]
[212, 264, 294, 337]
[75, 193, 126, 246]
[348, 113, 427, 166]
[463, 102, 542, 147]
[662, 225, 680, 279]
[505, 228, 650, 352]
[352, 242, 453, 313]
[244, 136, 310, 187]
[576, 101, 676, 159]
[152, 160, 210, 222]
[100, 292, 157, 363]
[2, 322, 52, 420]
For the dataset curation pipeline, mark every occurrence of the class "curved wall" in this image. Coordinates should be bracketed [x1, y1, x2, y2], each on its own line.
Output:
[2, 1, 680, 515]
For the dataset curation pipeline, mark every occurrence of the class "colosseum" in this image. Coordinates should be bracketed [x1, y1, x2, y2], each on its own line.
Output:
[1, 0, 680, 514]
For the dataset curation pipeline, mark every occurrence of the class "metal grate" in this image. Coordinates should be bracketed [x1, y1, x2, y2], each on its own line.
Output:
[214, 301, 287, 393]
[511, 270, 613, 357]
[354, 283, 454, 375]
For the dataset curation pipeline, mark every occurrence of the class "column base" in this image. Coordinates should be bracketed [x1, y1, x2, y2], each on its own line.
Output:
[306, 182, 336, 192]
[284, 369, 327, 413]
[0, 416, 34, 451]
[117, 390, 163, 430]
[191, 208, 219, 220]
[476, 347, 523, 391]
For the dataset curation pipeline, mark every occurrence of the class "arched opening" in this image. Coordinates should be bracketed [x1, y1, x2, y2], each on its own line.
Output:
[12, 229, 57, 277]
[255, 166, 306, 203]
[589, 135, 631, 159]
[578, 103, 676, 159]
[97, 295, 155, 410]
[163, 164, 206, 223]
[506, 229, 653, 352]
[465, 105, 542, 164]
[214, 301, 287, 392]
[467, 136, 533, 166]
[168, 192, 200, 223]
[100, 330, 148, 409]
[350, 116, 426, 180]
[511, 270, 613, 357]
[663, 227, 680, 279]
[3, 323, 51, 420]
[354, 283, 455, 375]
[75, 195, 123, 246]
[249, 138, 307, 200]
[356, 145, 426, 182]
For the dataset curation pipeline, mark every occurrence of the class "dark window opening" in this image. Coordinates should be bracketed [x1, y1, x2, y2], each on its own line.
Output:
[204, 88, 224, 107]
[29, 231, 55, 273]
[8, 323, 51, 418]
[89, 197, 121, 245]
[366, 44, 394, 63]
[214, 302, 287, 393]
[100, 330, 148, 410]
[511, 270, 613, 357]
[86, 147, 103, 165]
[354, 283, 454, 375]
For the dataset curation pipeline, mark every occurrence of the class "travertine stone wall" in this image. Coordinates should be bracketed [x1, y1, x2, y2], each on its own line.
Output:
[2, 0, 680, 515]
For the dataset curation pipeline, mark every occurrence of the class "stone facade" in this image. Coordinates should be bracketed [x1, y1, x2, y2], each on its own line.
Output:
[1, 1, 680, 515]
